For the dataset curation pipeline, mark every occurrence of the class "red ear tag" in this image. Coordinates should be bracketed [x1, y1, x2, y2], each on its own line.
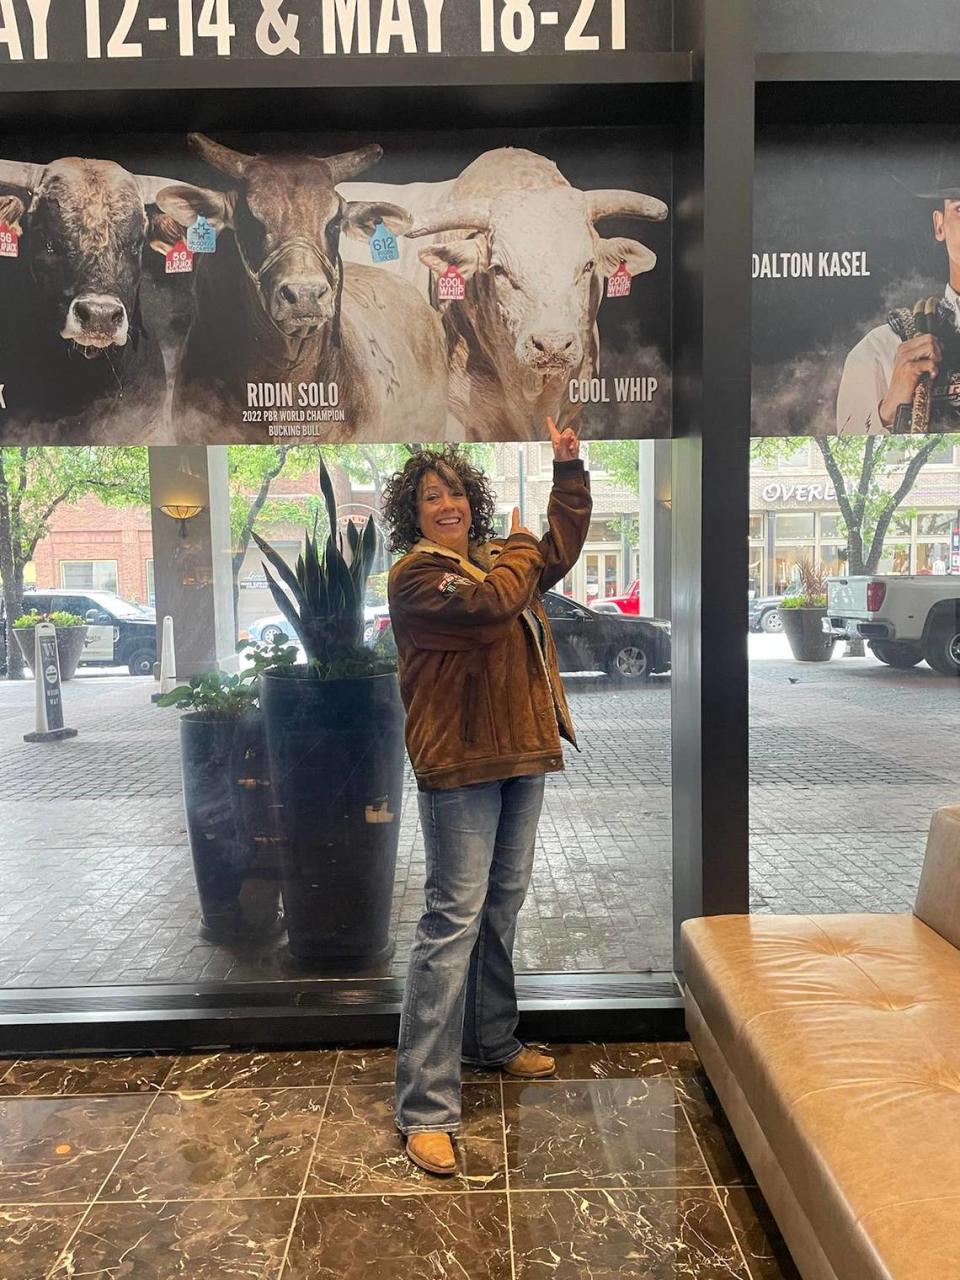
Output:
[165, 240, 194, 274]
[606, 262, 631, 298]
[0, 222, 20, 258]
[437, 265, 466, 301]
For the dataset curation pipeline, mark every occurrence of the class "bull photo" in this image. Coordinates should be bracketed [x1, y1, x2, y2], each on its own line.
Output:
[0, 126, 672, 447]
[753, 124, 960, 437]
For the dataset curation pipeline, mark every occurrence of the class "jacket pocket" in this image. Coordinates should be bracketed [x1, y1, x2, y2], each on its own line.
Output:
[462, 673, 479, 745]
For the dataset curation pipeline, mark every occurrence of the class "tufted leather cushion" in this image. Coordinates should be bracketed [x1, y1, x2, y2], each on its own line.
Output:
[681, 804, 960, 1280]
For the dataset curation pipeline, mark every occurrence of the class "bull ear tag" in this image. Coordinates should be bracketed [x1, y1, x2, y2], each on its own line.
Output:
[437, 264, 466, 301]
[370, 221, 400, 264]
[0, 221, 19, 259]
[606, 261, 631, 298]
[165, 240, 195, 275]
[186, 214, 217, 254]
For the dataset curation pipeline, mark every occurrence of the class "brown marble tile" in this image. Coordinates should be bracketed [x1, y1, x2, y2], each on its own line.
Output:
[546, 1040, 671, 1080]
[102, 1088, 326, 1201]
[332, 1046, 396, 1086]
[503, 1078, 710, 1190]
[48, 1198, 296, 1279]
[0, 1096, 150, 1203]
[164, 1048, 337, 1092]
[0, 1204, 86, 1279]
[664, 1046, 755, 1186]
[0, 1054, 176, 1096]
[287, 1194, 512, 1279]
[510, 1188, 750, 1279]
[719, 1186, 802, 1280]
[306, 1084, 505, 1195]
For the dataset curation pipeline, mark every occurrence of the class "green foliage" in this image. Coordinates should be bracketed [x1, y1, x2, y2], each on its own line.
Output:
[365, 571, 389, 605]
[782, 558, 829, 609]
[588, 440, 641, 489]
[13, 610, 84, 629]
[252, 455, 393, 679]
[156, 639, 298, 716]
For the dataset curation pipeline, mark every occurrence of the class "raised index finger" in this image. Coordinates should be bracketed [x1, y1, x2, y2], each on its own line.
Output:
[546, 415, 561, 445]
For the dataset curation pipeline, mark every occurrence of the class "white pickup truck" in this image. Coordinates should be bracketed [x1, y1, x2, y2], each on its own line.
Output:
[823, 576, 960, 675]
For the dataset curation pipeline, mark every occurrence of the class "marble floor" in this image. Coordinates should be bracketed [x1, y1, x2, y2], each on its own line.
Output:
[0, 1038, 800, 1280]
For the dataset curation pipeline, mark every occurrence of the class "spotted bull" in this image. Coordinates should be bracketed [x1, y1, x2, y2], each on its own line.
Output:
[0, 158, 182, 443]
[156, 134, 448, 444]
[342, 148, 668, 440]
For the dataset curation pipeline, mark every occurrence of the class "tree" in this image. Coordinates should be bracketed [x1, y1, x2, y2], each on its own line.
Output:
[751, 433, 959, 575]
[0, 447, 149, 679]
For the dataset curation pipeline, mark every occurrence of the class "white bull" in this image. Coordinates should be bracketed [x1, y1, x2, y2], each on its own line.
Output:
[340, 147, 667, 440]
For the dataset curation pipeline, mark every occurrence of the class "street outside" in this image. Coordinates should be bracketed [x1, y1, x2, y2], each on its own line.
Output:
[0, 633, 956, 989]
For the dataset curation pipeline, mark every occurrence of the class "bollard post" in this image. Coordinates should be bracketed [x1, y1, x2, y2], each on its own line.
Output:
[23, 622, 79, 743]
[151, 615, 177, 703]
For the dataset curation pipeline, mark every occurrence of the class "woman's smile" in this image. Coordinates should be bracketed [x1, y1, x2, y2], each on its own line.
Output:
[418, 470, 473, 554]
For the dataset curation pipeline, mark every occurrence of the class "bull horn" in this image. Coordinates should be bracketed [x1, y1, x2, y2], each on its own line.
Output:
[586, 190, 669, 222]
[188, 132, 252, 180]
[406, 202, 492, 238]
[323, 144, 383, 184]
[0, 159, 44, 191]
[136, 175, 187, 206]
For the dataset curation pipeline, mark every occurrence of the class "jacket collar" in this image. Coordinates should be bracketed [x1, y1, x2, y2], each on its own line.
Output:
[407, 537, 502, 583]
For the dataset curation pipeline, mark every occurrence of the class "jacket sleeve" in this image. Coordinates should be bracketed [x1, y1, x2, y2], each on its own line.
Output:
[389, 535, 545, 651]
[538, 459, 593, 593]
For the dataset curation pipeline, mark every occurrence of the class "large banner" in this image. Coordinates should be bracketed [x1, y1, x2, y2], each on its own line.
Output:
[0, 126, 671, 446]
[753, 126, 960, 437]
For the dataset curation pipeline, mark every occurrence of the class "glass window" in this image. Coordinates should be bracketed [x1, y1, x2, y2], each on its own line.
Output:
[775, 513, 815, 540]
[917, 511, 954, 536]
[748, 546, 765, 597]
[890, 512, 913, 536]
[916, 542, 951, 574]
[748, 514, 764, 539]
[819, 543, 844, 576]
[819, 513, 843, 539]
[877, 543, 911, 575]
[146, 560, 155, 605]
[774, 544, 815, 594]
[61, 559, 118, 593]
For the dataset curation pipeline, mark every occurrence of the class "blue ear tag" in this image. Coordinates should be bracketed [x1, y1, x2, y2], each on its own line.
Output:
[186, 214, 217, 254]
[370, 221, 400, 264]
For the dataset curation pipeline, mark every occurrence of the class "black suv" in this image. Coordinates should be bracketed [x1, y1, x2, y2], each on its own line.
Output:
[1, 589, 158, 676]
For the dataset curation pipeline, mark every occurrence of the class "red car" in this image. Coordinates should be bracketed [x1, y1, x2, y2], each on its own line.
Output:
[596, 579, 641, 615]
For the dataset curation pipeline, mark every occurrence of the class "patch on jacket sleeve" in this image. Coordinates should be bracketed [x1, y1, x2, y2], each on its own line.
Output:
[438, 571, 470, 595]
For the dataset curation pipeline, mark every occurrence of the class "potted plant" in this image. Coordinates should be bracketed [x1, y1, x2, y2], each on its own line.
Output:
[252, 458, 405, 970]
[157, 642, 294, 942]
[779, 559, 836, 662]
[13, 610, 89, 681]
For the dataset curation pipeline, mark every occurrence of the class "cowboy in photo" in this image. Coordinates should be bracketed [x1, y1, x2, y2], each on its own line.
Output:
[837, 168, 960, 435]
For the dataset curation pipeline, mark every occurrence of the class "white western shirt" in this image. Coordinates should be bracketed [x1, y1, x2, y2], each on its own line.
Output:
[836, 284, 960, 435]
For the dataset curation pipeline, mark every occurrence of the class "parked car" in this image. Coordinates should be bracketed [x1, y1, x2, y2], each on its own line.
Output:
[1, 589, 158, 675]
[362, 592, 671, 680]
[824, 575, 960, 674]
[247, 606, 386, 649]
[748, 594, 784, 633]
[595, 579, 642, 615]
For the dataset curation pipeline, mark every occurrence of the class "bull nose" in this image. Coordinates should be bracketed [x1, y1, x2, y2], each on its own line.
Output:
[275, 277, 330, 312]
[73, 296, 126, 332]
[526, 331, 579, 360]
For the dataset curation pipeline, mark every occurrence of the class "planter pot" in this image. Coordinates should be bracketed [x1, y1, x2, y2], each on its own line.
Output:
[780, 608, 835, 663]
[14, 624, 89, 681]
[261, 667, 405, 969]
[180, 710, 284, 941]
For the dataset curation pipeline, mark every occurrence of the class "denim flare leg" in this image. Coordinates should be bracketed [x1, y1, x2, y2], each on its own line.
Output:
[395, 773, 546, 1135]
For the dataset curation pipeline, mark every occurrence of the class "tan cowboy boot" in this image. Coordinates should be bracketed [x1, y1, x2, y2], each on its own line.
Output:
[503, 1045, 556, 1078]
[406, 1131, 458, 1175]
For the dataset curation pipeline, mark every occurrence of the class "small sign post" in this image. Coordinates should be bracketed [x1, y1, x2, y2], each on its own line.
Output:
[24, 623, 78, 743]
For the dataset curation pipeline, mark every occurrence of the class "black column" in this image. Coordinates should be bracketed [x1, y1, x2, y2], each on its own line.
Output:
[671, 0, 754, 959]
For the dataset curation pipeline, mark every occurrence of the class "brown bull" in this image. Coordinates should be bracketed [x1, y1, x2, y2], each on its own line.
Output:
[157, 134, 448, 444]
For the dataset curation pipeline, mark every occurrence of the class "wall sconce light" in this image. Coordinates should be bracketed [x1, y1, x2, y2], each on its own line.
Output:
[159, 503, 205, 538]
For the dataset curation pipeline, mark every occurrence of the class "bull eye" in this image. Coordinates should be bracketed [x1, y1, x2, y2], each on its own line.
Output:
[582, 259, 596, 276]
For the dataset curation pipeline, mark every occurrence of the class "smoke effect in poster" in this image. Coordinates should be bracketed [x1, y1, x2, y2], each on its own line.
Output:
[0, 126, 672, 447]
[753, 125, 960, 437]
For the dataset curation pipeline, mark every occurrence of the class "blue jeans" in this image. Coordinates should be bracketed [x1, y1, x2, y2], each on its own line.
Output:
[395, 773, 546, 1134]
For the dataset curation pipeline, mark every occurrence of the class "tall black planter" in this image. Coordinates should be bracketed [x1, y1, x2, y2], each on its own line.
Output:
[180, 711, 284, 941]
[261, 668, 405, 969]
[780, 607, 835, 663]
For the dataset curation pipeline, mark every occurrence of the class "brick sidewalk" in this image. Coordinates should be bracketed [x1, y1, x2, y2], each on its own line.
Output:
[0, 647, 955, 988]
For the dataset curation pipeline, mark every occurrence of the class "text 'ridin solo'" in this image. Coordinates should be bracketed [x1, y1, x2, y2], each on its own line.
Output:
[247, 382, 340, 408]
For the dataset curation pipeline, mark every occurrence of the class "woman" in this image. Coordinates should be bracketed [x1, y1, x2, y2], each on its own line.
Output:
[381, 418, 592, 1176]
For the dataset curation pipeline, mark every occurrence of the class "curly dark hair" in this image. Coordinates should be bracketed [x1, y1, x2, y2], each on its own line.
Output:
[381, 446, 498, 555]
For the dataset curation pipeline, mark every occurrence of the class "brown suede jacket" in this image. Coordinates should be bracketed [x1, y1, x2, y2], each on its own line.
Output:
[388, 459, 592, 791]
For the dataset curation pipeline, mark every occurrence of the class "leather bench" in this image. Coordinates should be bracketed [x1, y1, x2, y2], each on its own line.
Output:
[681, 804, 960, 1280]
